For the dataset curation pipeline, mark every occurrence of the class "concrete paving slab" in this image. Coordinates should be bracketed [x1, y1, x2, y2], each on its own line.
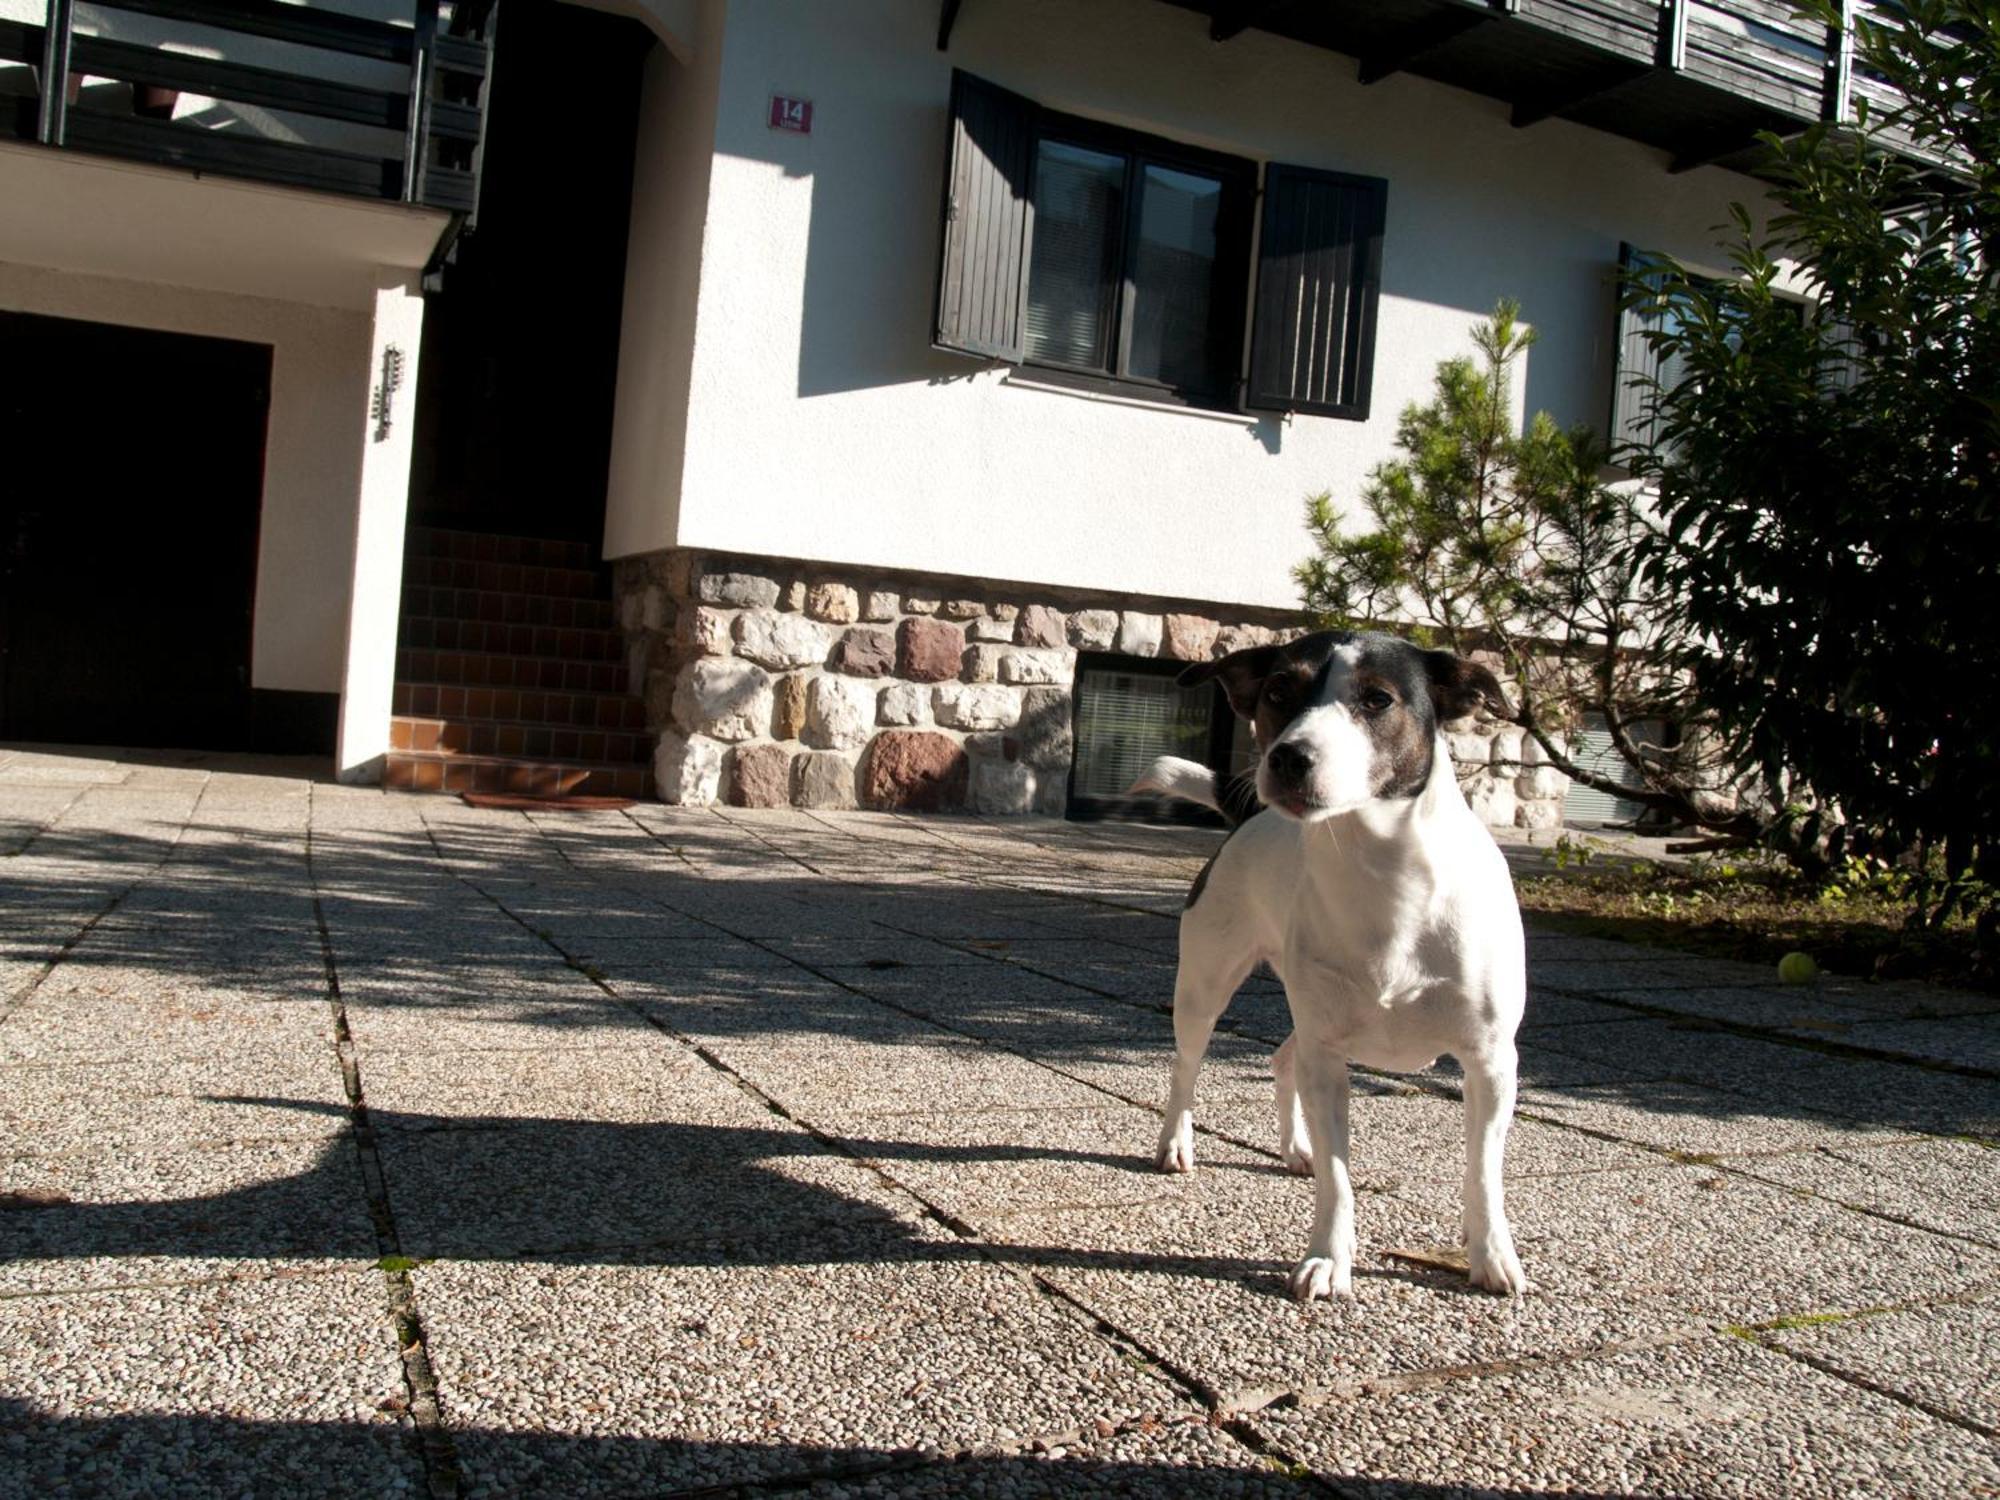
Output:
[1518, 990, 1641, 1028]
[1532, 956, 1780, 993]
[1249, 1331, 2000, 1497]
[1769, 1297, 2000, 1434]
[375, 1114, 917, 1263]
[1590, 982, 1888, 1031]
[1515, 1078, 1923, 1155]
[0, 986, 334, 1065]
[1819, 1013, 2000, 1073]
[357, 1040, 768, 1129]
[0, 1053, 349, 1158]
[416, 1222, 1197, 1499]
[1721, 1136, 2000, 1250]
[0, 1269, 421, 1499]
[0, 1136, 376, 1294]
[337, 980, 664, 1054]
[701, 1035, 1114, 1119]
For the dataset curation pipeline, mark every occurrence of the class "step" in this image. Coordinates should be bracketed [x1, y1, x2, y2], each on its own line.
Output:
[409, 554, 606, 601]
[397, 616, 626, 663]
[392, 683, 647, 732]
[384, 748, 653, 799]
[406, 526, 595, 571]
[400, 584, 615, 631]
[395, 647, 627, 695]
[391, 714, 649, 765]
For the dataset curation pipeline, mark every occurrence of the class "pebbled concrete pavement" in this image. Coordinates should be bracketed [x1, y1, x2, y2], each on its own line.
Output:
[2, 745, 1997, 1498]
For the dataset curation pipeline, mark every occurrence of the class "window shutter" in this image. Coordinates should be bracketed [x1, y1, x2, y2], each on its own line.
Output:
[933, 71, 1037, 362]
[1246, 164, 1387, 421]
[1819, 314, 1864, 396]
[1610, 242, 1668, 455]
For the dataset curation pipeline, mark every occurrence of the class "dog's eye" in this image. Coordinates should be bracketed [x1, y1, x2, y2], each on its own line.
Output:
[1264, 680, 1293, 705]
[1359, 688, 1395, 713]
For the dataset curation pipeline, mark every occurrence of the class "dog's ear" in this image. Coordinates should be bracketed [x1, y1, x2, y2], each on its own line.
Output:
[1179, 645, 1280, 722]
[1422, 649, 1511, 721]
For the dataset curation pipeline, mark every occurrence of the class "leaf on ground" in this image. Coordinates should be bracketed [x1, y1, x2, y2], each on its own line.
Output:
[1381, 1245, 1469, 1274]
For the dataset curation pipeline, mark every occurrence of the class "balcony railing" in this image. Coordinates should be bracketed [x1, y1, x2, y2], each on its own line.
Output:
[1176, 0, 1934, 178]
[0, 0, 494, 212]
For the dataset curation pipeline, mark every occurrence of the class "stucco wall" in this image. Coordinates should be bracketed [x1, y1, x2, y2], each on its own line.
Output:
[608, 0, 1778, 613]
[0, 260, 373, 696]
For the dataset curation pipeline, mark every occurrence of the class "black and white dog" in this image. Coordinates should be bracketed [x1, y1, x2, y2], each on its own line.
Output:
[1136, 630, 1528, 1300]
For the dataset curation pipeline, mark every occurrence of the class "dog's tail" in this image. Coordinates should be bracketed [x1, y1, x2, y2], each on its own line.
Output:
[1129, 756, 1262, 828]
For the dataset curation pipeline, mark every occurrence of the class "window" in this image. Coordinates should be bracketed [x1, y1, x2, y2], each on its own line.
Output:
[1066, 655, 1240, 823]
[935, 71, 1387, 420]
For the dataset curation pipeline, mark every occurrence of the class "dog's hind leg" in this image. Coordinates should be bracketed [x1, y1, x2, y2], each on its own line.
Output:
[1154, 940, 1253, 1174]
[1460, 1043, 1527, 1295]
[1270, 1033, 1313, 1176]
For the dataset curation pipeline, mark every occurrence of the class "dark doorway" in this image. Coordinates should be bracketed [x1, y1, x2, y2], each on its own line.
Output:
[409, 0, 654, 549]
[0, 312, 271, 751]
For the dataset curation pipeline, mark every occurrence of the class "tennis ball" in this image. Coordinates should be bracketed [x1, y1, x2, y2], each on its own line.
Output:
[1778, 951, 1819, 985]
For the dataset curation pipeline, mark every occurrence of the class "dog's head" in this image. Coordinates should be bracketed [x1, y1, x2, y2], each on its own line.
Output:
[1180, 631, 1509, 822]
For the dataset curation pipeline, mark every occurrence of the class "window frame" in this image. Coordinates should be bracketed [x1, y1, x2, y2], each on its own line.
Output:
[1018, 109, 1258, 413]
[1064, 651, 1238, 825]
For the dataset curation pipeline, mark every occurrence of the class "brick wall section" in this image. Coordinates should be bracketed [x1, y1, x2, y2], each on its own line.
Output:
[613, 550, 1569, 825]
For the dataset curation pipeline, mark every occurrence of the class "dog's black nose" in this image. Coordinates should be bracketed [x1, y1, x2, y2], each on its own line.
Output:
[1266, 741, 1313, 786]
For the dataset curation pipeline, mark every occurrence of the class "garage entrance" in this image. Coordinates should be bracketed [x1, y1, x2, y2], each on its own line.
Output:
[0, 312, 271, 750]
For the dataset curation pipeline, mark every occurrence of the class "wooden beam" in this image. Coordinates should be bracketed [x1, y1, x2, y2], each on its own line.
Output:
[936, 0, 962, 51]
[1822, 0, 1854, 123]
[37, 0, 73, 146]
[1668, 126, 1772, 174]
[1657, 0, 1688, 71]
[1359, 5, 1501, 86]
[1511, 61, 1649, 127]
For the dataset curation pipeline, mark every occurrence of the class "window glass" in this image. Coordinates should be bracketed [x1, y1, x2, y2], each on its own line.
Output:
[1024, 140, 1125, 370]
[1127, 164, 1223, 392]
[1071, 667, 1214, 799]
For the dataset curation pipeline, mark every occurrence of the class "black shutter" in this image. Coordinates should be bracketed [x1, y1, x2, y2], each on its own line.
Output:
[1610, 242, 1667, 454]
[933, 71, 1037, 362]
[1246, 164, 1387, 421]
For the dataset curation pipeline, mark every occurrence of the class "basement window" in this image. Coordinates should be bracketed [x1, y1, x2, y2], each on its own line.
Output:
[1066, 655, 1250, 823]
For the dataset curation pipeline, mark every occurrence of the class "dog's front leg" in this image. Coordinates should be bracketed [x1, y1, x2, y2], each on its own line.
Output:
[1270, 1034, 1313, 1176]
[1461, 1044, 1527, 1295]
[1288, 1038, 1356, 1301]
[1154, 951, 1242, 1173]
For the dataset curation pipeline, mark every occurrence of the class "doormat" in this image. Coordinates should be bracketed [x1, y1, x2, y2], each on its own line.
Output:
[460, 792, 637, 812]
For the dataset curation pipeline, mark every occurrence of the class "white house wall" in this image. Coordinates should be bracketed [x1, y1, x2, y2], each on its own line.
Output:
[0, 259, 371, 697]
[613, 0, 1776, 612]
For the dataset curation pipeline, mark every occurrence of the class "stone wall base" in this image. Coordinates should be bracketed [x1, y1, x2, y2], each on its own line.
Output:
[613, 549, 1568, 827]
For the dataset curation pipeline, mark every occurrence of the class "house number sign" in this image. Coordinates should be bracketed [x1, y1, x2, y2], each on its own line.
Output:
[769, 94, 812, 133]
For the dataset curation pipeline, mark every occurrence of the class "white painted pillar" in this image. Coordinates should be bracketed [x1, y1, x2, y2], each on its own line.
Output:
[334, 274, 426, 784]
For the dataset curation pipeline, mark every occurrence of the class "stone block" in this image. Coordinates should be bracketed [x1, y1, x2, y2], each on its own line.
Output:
[934, 682, 1021, 731]
[902, 594, 940, 615]
[1117, 612, 1163, 657]
[654, 733, 723, 806]
[771, 673, 810, 742]
[690, 606, 732, 656]
[806, 583, 859, 624]
[971, 759, 1037, 816]
[961, 644, 1008, 683]
[1067, 609, 1119, 650]
[1517, 766, 1568, 801]
[1517, 798, 1565, 831]
[781, 580, 806, 612]
[1488, 726, 1525, 769]
[733, 610, 830, 671]
[999, 649, 1074, 687]
[1033, 776, 1068, 816]
[1016, 687, 1073, 768]
[1463, 775, 1518, 828]
[804, 675, 875, 750]
[697, 571, 780, 609]
[672, 659, 772, 742]
[728, 742, 793, 808]
[861, 731, 968, 812]
[1162, 613, 1220, 661]
[644, 667, 676, 728]
[1448, 730, 1493, 766]
[968, 617, 1015, 642]
[1213, 623, 1275, 655]
[863, 589, 900, 622]
[940, 599, 985, 621]
[876, 683, 931, 727]
[897, 618, 965, 683]
[640, 586, 669, 632]
[830, 627, 896, 677]
[1016, 604, 1066, 648]
[619, 591, 644, 632]
[794, 750, 858, 810]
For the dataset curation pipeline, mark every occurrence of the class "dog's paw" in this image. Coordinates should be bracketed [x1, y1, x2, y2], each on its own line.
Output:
[1282, 1147, 1314, 1178]
[1467, 1237, 1527, 1296]
[1288, 1254, 1352, 1303]
[1154, 1121, 1196, 1174]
